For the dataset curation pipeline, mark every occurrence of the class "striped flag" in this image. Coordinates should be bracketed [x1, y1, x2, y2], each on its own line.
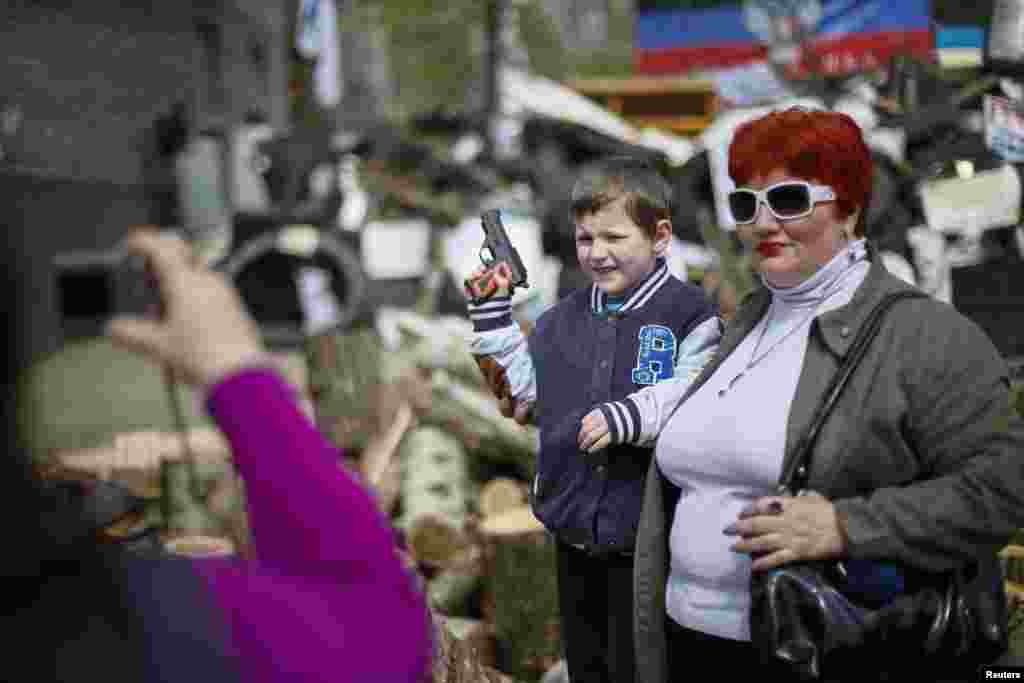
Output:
[635, 0, 934, 78]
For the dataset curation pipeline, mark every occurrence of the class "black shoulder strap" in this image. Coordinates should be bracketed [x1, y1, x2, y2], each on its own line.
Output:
[779, 290, 927, 494]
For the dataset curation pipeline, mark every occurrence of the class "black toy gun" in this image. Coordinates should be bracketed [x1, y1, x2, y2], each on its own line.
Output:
[465, 209, 529, 303]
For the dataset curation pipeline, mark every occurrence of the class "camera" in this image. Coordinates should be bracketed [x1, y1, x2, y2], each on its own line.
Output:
[53, 247, 163, 329]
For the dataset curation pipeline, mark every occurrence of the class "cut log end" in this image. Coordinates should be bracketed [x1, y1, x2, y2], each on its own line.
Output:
[477, 477, 527, 519]
[478, 505, 545, 538]
[407, 514, 469, 569]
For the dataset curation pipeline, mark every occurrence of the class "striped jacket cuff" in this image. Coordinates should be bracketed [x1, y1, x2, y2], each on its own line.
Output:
[468, 296, 513, 332]
[598, 398, 643, 446]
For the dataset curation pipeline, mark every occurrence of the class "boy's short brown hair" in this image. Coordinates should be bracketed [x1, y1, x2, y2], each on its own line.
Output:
[569, 156, 674, 240]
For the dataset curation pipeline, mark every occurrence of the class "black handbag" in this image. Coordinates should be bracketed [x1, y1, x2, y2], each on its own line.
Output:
[749, 291, 1009, 680]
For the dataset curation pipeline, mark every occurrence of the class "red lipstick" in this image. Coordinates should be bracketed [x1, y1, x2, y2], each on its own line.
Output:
[757, 242, 786, 258]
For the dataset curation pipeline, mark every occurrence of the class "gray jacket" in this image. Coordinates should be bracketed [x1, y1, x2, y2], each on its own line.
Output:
[633, 255, 1024, 683]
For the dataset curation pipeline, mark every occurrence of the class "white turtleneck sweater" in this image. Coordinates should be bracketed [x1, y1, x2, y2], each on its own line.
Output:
[656, 239, 870, 642]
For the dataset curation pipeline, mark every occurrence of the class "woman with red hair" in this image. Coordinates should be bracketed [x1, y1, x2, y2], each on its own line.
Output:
[631, 108, 1024, 681]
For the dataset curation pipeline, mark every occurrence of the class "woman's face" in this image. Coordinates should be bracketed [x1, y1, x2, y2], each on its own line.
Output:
[735, 168, 850, 288]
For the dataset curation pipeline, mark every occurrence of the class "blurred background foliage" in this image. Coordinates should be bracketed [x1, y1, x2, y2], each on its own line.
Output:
[368, 0, 632, 122]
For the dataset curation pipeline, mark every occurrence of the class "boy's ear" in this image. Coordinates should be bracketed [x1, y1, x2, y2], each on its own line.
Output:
[653, 219, 673, 256]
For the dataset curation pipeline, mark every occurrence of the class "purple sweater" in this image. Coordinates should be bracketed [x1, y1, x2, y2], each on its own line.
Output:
[193, 368, 431, 682]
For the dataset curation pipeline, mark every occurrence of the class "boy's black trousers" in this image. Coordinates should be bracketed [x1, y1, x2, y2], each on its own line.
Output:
[555, 540, 636, 683]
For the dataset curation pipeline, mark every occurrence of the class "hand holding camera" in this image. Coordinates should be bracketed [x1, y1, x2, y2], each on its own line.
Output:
[106, 228, 268, 389]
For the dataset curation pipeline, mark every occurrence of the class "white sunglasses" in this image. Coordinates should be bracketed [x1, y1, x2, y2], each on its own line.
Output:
[727, 181, 836, 224]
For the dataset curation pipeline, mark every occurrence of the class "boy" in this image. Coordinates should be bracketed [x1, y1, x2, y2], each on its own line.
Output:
[465, 157, 721, 683]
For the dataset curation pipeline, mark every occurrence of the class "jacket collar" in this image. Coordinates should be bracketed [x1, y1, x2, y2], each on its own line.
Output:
[812, 244, 917, 358]
[670, 241, 916, 414]
[722, 240, 914, 359]
[590, 258, 671, 315]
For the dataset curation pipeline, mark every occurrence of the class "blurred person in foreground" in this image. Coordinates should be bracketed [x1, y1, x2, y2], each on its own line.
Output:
[3, 229, 431, 682]
[631, 107, 1024, 682]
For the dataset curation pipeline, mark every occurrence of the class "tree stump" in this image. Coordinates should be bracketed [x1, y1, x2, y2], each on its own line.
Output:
[428, 540, 486, 617]
[478, 478, 527, 519]
[305, 324, 384, 452]
[478, 506, 561, 682]
[432, 613, 522, 683]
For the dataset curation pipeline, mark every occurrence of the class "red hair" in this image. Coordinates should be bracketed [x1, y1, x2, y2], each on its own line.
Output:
[728, 108, 873, 236]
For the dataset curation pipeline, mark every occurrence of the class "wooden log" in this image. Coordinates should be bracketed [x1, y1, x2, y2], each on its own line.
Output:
[399, 426, 472, 554]
[305, 324, 385, 452]
[408, 515, 471, 570]
[478, 478, 527, 519]
[56, 427, 233, 473]
[441, 617, 498, 670]
[380, 360, 537, 477]
[376, 313, 537, 475]
[1002, 545, 1024, 585]
[56, 430, 231, 503]
[428, 542, 486, 616]
[159, 458, 231, 538]
[205, 469, 252, 556]
[358, 401, 415, 516]
[424, 370, 538, 477]
[478, 506, 560, 683]
[377, 309, 487, 390]
[538, 660, 568, 683]
[432, 613, 523, 683]
[163, 534, 236, 558]
[55, 427, 251, 554]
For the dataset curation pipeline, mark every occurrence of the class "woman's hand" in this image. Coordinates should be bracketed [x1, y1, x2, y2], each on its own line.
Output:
[107, 228, 268, 389]
[577, 408, 611, 453]
[724, 491, 847, 572]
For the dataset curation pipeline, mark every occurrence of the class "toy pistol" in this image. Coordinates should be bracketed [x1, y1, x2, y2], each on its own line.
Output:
[466, 209, 529, 303]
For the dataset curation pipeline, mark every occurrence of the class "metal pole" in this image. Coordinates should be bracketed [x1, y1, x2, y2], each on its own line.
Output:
[485, 0, 503, 162]
[267, 0, 291, 130]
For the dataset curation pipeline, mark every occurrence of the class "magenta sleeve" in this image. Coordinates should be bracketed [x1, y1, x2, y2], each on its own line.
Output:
[194, 368, 432, 682]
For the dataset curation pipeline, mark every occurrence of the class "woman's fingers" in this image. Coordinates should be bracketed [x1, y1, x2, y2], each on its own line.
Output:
[726, 492, 845, 565]
[738, 497, 786, 519]
[729, 532, 785, 556]
[750, 548, 799, 573]
[724, 514, 782, 537]
[107, 228, 266, 388]
[122, 228, 191, 294]
[106, 315, 167, 360]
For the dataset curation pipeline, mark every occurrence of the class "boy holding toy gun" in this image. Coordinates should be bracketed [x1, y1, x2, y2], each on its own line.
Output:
[464, 157, 720, 683]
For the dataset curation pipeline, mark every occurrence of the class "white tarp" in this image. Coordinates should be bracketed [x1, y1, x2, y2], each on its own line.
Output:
[500, 67, 698, 167]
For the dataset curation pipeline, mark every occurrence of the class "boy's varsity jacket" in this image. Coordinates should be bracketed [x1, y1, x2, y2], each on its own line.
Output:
[469, 261, 721, 554]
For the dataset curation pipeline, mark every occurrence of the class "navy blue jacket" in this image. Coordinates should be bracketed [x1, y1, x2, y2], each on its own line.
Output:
[527, 268, 715, 553]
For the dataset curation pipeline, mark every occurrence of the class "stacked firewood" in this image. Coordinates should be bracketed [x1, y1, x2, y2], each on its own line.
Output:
[338, 310, 561, 683]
